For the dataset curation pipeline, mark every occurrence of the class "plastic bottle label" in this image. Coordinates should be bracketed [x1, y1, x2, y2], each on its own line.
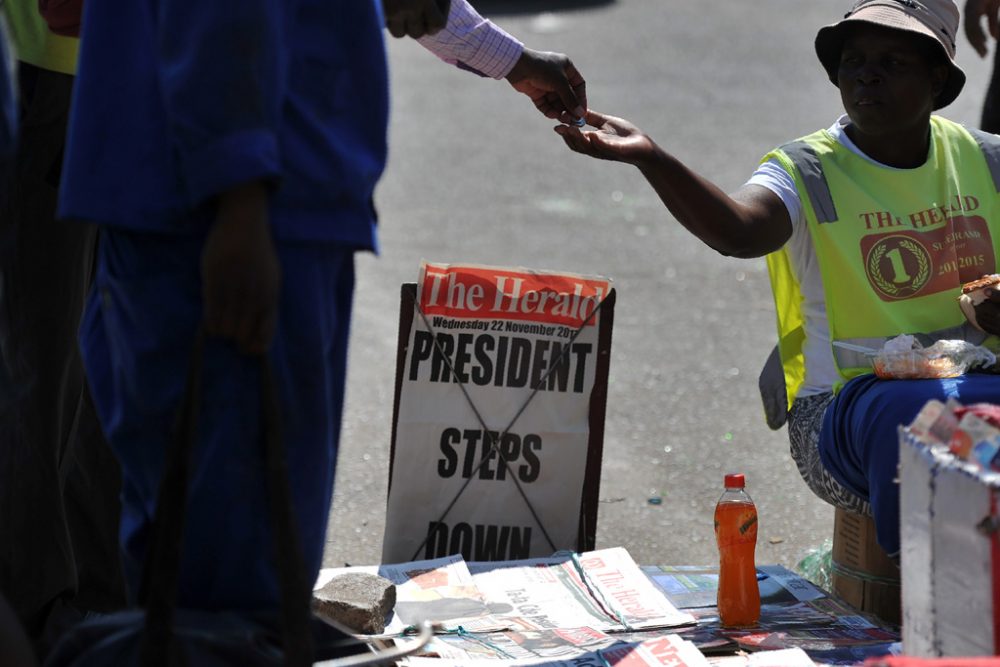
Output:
[714, 504, 758, 548]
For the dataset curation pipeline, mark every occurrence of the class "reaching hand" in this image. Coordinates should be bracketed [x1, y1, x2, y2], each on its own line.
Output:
[505, 48, 587, 123]
[383, 0, 450, 39]
[201, 182, 282, 355]
[965, 0, 1000, 58]
[974, 287, 1000, 335]
[554, 110, 658, 166]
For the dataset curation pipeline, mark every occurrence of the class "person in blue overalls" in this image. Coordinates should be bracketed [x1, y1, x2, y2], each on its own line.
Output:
[58, 0, 588, 611]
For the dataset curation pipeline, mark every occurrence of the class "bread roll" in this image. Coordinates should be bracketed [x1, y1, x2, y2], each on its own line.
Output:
[959, 274, 1000, 332]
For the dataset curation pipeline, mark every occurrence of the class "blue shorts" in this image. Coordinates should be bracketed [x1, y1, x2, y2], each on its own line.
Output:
[81, 228, 355, 610]
[819, 373, 1000, 556]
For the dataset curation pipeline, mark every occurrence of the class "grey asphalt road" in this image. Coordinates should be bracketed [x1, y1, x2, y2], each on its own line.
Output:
[322, 0, 994, 571]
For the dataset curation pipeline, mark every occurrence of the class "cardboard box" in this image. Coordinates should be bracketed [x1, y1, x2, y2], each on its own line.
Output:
[831, 507, 901, 626]
[899, 427, 1000, 656]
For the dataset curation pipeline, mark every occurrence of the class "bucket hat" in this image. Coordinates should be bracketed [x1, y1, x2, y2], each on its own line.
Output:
[815, 0, 965, 109]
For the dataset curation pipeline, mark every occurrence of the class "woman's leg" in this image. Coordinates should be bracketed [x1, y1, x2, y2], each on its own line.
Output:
[788, 392, 871, 515]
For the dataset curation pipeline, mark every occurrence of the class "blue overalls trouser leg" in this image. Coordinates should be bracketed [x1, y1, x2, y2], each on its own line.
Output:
[80, 227, 355, 610]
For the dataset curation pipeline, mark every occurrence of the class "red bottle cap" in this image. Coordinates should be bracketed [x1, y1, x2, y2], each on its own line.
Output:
[724, 473, 745, 488]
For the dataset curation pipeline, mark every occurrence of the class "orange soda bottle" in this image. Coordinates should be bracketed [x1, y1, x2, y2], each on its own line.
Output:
[714, 473, 760, 627]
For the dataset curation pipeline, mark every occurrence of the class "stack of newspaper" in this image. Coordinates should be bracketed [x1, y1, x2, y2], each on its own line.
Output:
[315, 547, 829, 666]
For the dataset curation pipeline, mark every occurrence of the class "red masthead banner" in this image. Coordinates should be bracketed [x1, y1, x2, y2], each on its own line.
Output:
[418, 262, 611, 328]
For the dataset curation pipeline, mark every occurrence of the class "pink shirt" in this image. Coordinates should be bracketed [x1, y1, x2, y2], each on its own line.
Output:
[418, 0, 524, 79]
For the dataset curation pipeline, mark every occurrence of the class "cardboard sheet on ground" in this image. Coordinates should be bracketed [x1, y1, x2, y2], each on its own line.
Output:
[382, 262, 615, 563]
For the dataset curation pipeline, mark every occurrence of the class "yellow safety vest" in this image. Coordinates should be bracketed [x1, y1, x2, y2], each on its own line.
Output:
[764, 116, 1000, 410]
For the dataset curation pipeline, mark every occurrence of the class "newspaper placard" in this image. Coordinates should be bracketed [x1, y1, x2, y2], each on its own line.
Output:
[383, 262, 614, 563]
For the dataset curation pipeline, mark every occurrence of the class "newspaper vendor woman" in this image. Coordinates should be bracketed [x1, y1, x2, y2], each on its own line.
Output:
[556, 0, 1000, 559]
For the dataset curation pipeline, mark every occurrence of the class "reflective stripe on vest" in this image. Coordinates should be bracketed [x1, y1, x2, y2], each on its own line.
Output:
[968, 127, 1000, 193]
[778, 141, 838, 224]
[784, 128, 1000, 225]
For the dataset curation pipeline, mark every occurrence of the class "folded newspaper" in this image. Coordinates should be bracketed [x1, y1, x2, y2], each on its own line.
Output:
[402, 633, 711, 667]
[315, 547, 695, 637]
[419, 626, 617, 662]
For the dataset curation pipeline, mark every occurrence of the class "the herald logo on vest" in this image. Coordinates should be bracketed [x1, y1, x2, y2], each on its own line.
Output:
[859, 211, 995, 301]
[859, 195, 982, 231]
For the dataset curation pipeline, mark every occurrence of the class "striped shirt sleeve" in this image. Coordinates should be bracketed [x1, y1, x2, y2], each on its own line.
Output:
[417, 0, 523, 79]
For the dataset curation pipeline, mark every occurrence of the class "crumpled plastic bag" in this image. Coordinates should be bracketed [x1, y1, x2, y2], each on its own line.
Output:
[872, 335, 996, 380]
[795, 538, 832, 591]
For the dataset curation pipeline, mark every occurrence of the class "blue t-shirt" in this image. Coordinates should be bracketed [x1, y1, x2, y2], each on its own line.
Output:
[59, 0, 389, 249]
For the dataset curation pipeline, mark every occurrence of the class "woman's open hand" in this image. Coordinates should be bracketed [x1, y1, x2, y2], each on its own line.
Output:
[554, 110, 658, 166]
